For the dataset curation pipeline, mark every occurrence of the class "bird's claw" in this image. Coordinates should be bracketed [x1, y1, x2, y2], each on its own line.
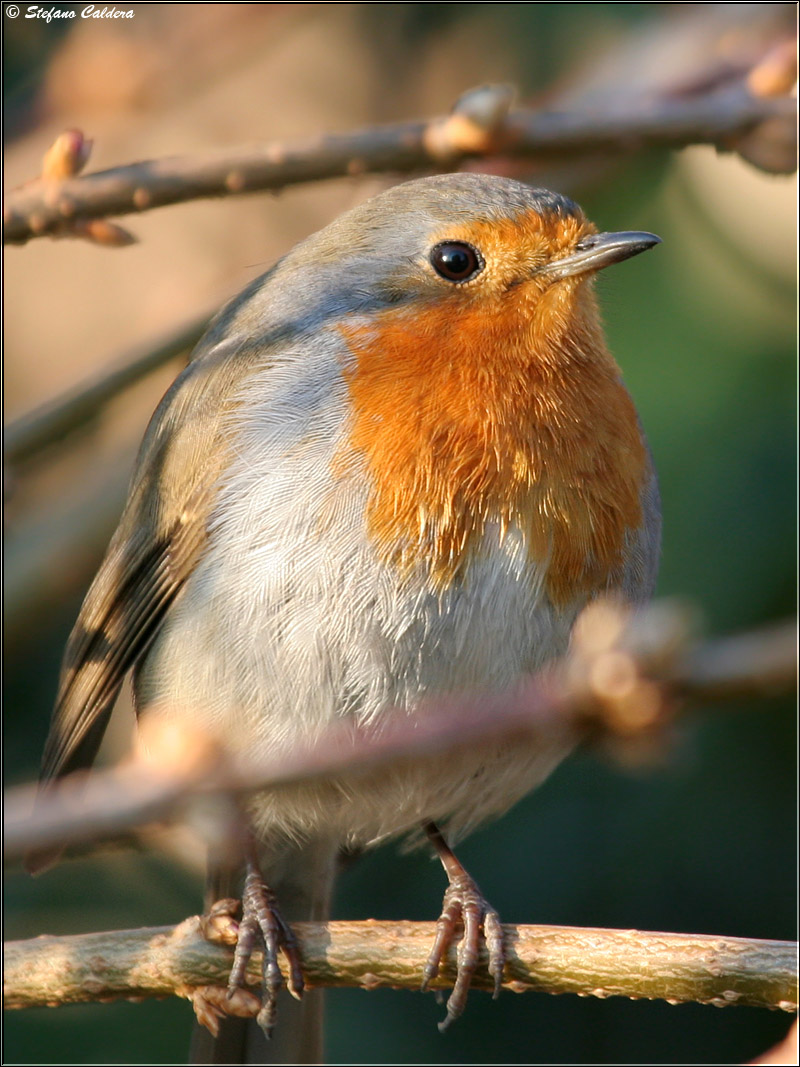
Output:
[186, 984, 261, 1038]
[199, 897, 241, 946]
[225, 864, 305, 1039]
[194, 869, 304, 1040]
[422, 871, 506, 1031]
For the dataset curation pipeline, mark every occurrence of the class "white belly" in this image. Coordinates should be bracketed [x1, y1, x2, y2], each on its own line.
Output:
[136, 359, 579, 846]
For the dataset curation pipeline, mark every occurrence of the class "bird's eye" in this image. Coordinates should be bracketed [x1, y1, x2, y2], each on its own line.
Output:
[430, 242, 483, 283]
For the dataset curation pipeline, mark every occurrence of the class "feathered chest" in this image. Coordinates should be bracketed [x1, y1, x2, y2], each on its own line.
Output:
[337, 298, 648, 606]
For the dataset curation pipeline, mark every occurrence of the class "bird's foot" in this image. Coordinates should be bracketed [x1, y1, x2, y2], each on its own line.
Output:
[199, 896, 241, 946]
[227, 862, 305, 1038]
[196, 867, 305, 1040]
[187, 984, 261, 1038]
[422, 823, 505, 1031]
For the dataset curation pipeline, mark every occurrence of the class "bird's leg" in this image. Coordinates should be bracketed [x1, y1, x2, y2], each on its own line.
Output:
[229, 835, 305, 1038]
[421, 820, 505, 1031]
[198, 833, 305, 1040]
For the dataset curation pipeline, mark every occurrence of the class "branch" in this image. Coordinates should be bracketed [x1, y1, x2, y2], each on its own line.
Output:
[3, 463, 128, 645]
[678, 620, 799, 702]
[3, 311, 208, 466]
[4, 84, 795, 246]
[5, 605, 795, 864]
[4, 917, 796, 1014]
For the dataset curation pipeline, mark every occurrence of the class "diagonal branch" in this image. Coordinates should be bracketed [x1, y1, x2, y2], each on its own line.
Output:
[3, 311, 209, 466]
[4, 607, 795, 865]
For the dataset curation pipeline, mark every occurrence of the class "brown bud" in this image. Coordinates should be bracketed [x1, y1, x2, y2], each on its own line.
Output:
[71, 219, 138, 247]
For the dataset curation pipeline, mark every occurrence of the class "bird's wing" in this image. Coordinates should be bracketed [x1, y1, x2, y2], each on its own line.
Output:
[38, 490, 211, 783]
[38, 335, 255, 786]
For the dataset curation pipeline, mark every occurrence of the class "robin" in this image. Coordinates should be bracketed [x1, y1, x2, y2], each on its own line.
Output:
[30, 173, 661, 1056]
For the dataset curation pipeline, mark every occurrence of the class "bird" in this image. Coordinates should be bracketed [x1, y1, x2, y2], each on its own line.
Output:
[29, 172, 661, 1061]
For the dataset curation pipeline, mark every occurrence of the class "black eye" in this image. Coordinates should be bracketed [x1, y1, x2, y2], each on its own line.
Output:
[430, 241, 483, 283]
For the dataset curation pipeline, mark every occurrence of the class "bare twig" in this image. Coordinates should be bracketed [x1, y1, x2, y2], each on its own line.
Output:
[3, 312, 208, 466]
[34, 129, 137, 246]
[5, 607, 795, 864]
[3, 917, 796, 1013]
[3, 85, 795, 246]
[3, 463, 129, 645]
[677, 621, 798, 701]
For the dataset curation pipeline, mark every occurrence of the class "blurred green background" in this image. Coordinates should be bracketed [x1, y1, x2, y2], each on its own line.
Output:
[4, 3, 795, 1064]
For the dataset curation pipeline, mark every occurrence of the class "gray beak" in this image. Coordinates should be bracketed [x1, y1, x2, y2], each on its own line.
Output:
[543, 231, 661, 279]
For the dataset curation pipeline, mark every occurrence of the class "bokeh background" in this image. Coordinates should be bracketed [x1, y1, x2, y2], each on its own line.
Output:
[3, 3, 796, 1064]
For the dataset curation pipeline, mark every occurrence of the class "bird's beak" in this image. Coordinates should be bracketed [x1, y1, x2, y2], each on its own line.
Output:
[543, 231, 661, 279]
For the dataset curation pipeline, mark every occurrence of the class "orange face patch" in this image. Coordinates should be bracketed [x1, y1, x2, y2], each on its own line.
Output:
[338, 208, 647, 606]
[428, 207, 592, 293]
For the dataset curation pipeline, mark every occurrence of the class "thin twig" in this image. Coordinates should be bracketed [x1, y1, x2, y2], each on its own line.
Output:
[5, 608, 795, 864]
[3, 86, 795, 246]
[677, 621, 799, 701]
[3, 463, 129, 645]
[3, 312, 209, 466]
[3, 917, 796, 1013]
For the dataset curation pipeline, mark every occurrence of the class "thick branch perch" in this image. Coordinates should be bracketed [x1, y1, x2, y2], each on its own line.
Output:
[4, 86, 795, 246]
[4, 918, 795, 1014]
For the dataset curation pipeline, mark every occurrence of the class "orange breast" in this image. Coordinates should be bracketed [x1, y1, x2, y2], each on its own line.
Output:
[338, 264, 646, 607]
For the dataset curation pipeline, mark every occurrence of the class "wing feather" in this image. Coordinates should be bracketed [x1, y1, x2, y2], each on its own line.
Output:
[35, 335, 253, 788]
[39, 509, 209, 783]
